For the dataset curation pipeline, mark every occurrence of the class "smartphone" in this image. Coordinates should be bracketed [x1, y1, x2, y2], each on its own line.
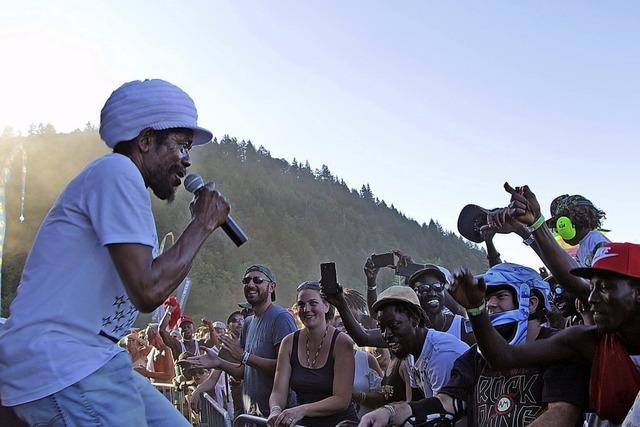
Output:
[395, 263, 425, 278]
[371, 252, 395, 269]
[320, 262, 340, 295]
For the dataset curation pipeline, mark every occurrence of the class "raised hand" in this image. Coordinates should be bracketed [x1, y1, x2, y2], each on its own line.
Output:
[185, 346, 221, 369]
[392, 249, 412, 267]
[480, 206, 529, 238]
[322, 285, 347, 309]
[363, 256, 380, 283]
[504, 182, 541, 226]
[449, 268, 487, 309]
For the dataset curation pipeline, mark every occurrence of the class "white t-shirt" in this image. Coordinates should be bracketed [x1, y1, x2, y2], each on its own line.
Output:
[0, 154, 158, 406]
[577, 230, 610, 267]
[406, 329, 470, 398]
[444, 314, 464, 340]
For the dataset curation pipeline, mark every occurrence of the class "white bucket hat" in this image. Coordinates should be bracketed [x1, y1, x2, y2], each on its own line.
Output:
[99, 79, 213, 148]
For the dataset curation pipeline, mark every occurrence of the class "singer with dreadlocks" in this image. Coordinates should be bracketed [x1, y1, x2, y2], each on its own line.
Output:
[0, 79, 230, 426]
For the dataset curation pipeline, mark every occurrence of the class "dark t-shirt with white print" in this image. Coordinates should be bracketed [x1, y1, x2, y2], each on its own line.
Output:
[439, 327, 589, 426]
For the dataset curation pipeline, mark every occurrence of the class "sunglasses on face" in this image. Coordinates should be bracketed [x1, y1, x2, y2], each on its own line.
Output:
[242, 276, 270, 285]
[414, 282, 445, 293]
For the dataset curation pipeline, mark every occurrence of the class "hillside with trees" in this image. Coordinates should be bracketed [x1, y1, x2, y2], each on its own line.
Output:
[0, 128, 488, 322]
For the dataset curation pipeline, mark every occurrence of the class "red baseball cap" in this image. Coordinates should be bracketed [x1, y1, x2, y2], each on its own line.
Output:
[177, 315, 193, 328]
[571, 243, 640, 280]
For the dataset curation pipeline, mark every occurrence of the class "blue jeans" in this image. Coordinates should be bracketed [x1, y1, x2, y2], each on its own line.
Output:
[12, 352, 190, 427]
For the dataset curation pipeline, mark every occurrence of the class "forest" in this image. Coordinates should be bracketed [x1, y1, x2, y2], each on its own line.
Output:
[0, 127, 488, 323]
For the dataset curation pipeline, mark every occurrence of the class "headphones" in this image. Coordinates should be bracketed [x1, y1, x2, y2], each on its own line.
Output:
[555, 216, 576, 241]
[553, 198, 594, 241]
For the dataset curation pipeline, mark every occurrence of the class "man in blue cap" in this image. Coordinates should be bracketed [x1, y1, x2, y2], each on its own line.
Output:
[0, 79, 229, 426]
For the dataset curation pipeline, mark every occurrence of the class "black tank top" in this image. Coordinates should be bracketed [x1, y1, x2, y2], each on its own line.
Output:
[382, 356, 424, 402]
[289, 329, 358, 427]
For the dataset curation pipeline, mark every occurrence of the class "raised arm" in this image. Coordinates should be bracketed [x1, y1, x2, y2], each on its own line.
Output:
[448, 268, 593, 369]
[159, 307, 180, 355]
[325, 290, 387, 348]
[503, 183, 591, 300]
[364, 256, 381, 319]
[108, 186, 229, 312]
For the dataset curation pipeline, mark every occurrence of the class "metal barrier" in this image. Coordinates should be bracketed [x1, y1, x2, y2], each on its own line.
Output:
[233, 414, 269, 426]
[232, 414, 305, 427]
[199, 392, 233, 427]
[153, 382, 188, 418]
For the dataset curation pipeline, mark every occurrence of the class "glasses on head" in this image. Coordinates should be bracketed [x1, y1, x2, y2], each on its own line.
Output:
[414, 282, 445, 293]
[296, 281, 321, 292]
[242, 276, 270, 285]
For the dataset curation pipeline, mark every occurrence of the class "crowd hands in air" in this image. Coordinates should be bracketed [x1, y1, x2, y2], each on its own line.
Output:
[116, 182, 640, 427]
[11, 81, 637, 427]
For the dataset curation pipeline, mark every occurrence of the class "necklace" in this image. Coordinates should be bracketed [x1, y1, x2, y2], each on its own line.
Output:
[305, 325, 329, 368]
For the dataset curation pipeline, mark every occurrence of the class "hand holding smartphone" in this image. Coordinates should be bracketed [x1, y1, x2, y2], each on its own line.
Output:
[370, 252, 395, 269]
[320, 262, 341, 295]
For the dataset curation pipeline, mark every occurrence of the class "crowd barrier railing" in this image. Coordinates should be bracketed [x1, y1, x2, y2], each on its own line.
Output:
[153, 382, 188, 418]
[232, 414, 305, 427]
[199, 392, 233, 427]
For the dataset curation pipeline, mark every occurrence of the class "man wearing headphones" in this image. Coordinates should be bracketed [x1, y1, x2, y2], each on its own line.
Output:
[359, 264, 589, 427]
[547, 194, 609, 267]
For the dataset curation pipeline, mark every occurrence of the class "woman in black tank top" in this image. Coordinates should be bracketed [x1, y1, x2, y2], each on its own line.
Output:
[268, 281, 358, 427]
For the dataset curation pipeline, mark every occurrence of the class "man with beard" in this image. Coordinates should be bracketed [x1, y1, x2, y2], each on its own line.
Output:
[187, 265, 297, 417]
[0, 79, 230, 426]
[359, 263, 589, 427]
[407, 265, 476, 345]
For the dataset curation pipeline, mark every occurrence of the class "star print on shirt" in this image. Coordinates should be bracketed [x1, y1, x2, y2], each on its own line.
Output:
[113, 295, 126, 309]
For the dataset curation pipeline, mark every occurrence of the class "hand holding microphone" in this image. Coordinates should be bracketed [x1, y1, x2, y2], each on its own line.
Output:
[184, 174, 248, 247]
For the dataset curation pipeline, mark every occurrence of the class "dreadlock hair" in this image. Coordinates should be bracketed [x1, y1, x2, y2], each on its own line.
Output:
[551, 194, 606, 231]
[343, 288, 368, 315]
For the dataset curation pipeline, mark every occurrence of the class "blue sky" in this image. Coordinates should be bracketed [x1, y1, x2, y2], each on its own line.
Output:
[1, 1, 638, 269]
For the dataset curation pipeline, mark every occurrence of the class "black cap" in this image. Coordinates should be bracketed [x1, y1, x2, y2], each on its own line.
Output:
[457, 204, 493, 243]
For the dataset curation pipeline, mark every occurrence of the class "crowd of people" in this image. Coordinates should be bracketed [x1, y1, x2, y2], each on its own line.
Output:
[0, 79, 638, 427]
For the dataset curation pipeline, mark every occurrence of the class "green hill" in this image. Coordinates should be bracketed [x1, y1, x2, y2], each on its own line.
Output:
[0, 129, 488, 322]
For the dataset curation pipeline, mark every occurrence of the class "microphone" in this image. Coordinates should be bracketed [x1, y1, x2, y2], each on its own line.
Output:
[184, 174, 248, 247]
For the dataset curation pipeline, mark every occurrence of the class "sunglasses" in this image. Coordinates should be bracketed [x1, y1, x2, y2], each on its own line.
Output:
[242, 276, 271, 285]
[414, 282, 445, 293]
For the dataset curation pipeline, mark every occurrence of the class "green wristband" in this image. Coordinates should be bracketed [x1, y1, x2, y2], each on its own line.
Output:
[466, 300, 486, 317]
[526, 214, 545, 234]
